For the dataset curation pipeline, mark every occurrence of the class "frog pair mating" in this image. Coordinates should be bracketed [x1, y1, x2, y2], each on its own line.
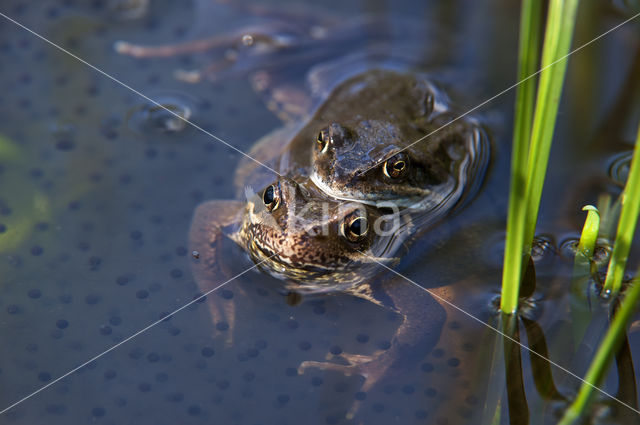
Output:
[190, 69, 489, 291]
[187, 69, 489, 417]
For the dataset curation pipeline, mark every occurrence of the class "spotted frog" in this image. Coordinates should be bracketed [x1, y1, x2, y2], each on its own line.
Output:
[189, 173, 460, 417]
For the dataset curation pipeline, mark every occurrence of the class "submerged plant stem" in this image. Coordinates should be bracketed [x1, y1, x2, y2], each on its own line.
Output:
[558, 267, 640, 424]
[603, 123, 640, 294]
[500, 0, 543, 314]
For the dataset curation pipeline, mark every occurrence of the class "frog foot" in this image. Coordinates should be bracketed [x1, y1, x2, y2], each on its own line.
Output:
[299, 351, 392, 419]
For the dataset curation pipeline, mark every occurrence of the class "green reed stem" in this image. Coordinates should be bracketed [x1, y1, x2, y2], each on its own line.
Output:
[522, 0, 580, 256]
[500, 0, 543, 314]
[558, 268, 640, 425]
[603, 124, 640, 294]
[502, 0, 580, 313]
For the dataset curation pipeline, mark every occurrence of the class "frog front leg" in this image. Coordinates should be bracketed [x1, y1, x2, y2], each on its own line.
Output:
[298, 280, 447, 419]
[189, 200, 245, 345]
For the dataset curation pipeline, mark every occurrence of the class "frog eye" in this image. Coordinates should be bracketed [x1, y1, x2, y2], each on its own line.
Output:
[262, 184, 281, 212]
[342, 211, 369, 242]
[383, 153, 409, 178]
[316, 130, 329, 153]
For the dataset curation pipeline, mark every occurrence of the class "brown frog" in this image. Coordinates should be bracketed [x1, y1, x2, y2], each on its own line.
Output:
[189, 174, 457, 418]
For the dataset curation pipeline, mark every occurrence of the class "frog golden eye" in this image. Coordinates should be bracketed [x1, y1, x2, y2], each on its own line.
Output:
[262, 184, 280, 212]
[342, 212, 369, 242]
[316, 130, 329, 153]
[383, 153, 408, 178]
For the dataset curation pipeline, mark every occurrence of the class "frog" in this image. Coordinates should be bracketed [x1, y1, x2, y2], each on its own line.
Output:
[189, 174, 465, 418]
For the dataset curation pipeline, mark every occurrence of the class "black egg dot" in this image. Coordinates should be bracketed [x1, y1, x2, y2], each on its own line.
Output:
[35, 222, 49, 232]
[164, 392, 183, 404]
[285, 367, 297, 377]
[88, 256, 101, 269]
[188, 405, 201, 416]
[0, 224, 6, 233]
[130, 230, 143, 240]
[115, 276, 129, 286]
[28, 289, 41, 299]
[59, 294, 72, 304]
[447, 357, 461, 367]
[220, 289, 234, 300]
[46, 404, 67, 415]
[7, 305, 21, 314]
[85, 294, 100, 305]
[277, 394, 290, 404]
[170, 269, 183, 278]
[147, 353, 159, 362]
[356, 334, 369, 343]
[136, 290, 149, 299]
[355, 391, 367, 401]
[38, 372, 51, 382]
[30, 246, 43, 256]
[56, 319, 68, 329]
[55, 140, 75, 151]
[298, 341, 311, 351]
[421, 362, 434, 373]
[201, 347, 214, 358]
[215, 322, 229, 331]
[129, 348, 144, 360]
[415, 410, 428, 419]
[91, 407, 105, 417]
[138, 382, 151, 392]
[329, 346, 342, 355]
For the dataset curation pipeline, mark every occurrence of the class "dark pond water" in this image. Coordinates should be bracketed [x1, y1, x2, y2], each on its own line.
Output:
[0, 1, 639, 424]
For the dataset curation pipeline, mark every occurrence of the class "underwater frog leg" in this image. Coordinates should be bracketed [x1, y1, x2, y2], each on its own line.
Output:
[189, 200, 245, 345]
[299, 281, 447, 419]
